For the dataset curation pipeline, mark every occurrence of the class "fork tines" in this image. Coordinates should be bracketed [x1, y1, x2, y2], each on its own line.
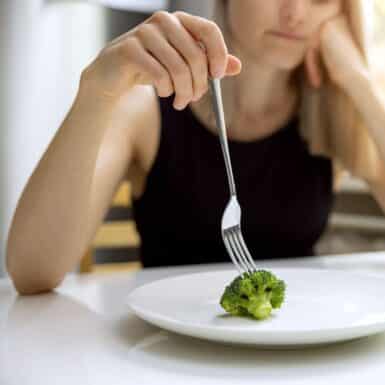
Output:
[223, 226, 257, 274]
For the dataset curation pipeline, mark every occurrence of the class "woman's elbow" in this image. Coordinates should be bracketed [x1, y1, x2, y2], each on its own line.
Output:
[10, 273, 63, 296]
[12, 277, 62, 296]
[6, 254, 64, 296]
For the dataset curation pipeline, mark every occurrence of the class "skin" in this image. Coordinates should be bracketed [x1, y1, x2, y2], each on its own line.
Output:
[6, 0, 385, 295]
[227, 0, 342, 72]
[192, 0, 343, 141]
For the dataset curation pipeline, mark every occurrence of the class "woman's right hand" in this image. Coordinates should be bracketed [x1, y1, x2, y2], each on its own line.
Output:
[80, 11, 242, 110]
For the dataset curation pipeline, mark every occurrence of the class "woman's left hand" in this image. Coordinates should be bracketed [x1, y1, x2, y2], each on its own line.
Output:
[305, 15, 368, 91]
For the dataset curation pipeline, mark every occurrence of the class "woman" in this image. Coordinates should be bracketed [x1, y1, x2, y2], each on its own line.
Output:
[6, 1, 385, 295]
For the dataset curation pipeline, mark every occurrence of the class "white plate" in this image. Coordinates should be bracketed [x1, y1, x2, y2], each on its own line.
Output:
[128, 268, 385, 348]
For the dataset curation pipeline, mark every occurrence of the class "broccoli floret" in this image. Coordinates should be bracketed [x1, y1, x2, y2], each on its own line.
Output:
[220, 270, 286, 320]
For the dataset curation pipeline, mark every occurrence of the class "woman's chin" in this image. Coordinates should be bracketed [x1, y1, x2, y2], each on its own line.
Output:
[265, 51, 305, 72]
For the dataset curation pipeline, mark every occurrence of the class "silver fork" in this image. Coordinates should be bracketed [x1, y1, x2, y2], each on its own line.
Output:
[209, 78, 258, 275]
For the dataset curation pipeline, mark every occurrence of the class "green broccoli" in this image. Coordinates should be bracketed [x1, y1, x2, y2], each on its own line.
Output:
[220, 270, 286, 320]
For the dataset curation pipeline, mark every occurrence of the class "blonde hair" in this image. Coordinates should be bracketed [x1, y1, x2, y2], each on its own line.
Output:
[195, 0, 383, 188]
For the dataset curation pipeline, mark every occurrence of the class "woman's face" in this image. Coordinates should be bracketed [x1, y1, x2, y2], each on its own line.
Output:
[227, 0, 343, 70]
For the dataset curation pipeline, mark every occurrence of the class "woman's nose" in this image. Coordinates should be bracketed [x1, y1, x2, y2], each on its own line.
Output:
[280, 0, 309, 30]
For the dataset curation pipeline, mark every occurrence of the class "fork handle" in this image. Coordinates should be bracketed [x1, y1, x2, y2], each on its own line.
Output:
[209, 78, 237, 197]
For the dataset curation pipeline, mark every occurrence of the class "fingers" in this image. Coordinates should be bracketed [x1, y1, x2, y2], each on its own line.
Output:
[305, 48, 323, 89]
[140, 11, 241, 108]
[112, 37, 174, 98]
[305, 30, 323, 89]
[305, 10, 346, 89]
[227, 55, 242, 76]
[88, 10, 242, 105]
[175, 11, 242, 78]
[136, 22, 194, 109]
[111, 11, 242, 109]
[155, 11, 209, 103]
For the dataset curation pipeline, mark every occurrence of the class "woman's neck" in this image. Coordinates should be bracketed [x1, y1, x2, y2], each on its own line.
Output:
[191, 44, 299, 142]
[233, 61, 295, 118]
[222, 44, 299, 140]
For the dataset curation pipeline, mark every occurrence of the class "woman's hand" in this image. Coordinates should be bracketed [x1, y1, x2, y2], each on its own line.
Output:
[305, 15, 368, 91]
[80, 11, 242, 109]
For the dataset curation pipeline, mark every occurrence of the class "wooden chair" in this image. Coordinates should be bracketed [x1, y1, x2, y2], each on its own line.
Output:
[79, 181, 142, 274]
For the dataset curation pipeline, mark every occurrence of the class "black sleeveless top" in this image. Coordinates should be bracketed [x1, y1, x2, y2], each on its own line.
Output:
[133, 96, 334, 268]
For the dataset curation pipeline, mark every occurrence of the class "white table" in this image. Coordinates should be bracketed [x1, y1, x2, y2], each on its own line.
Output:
[2, 252, 385, 385]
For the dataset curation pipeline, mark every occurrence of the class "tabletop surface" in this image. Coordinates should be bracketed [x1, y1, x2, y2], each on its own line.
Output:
[2, 252, 385, 385]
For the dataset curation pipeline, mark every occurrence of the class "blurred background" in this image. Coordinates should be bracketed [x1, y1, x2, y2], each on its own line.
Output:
[1, 0, 385, 277]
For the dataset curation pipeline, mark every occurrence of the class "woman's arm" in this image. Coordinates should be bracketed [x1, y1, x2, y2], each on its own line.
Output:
[344, 73, 385, 166]
[6, 84, 155, 295]
[6, 11, 240, 295]
[316, 16, 385, 212]
[343, 73, 385, 210]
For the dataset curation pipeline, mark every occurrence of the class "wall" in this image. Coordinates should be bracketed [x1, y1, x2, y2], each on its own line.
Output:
[0, 1, 107, 276]
[171, 0, 213, 16]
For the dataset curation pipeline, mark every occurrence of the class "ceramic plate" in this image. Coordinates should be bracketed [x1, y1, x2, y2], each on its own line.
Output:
[128, 268, 385, 348]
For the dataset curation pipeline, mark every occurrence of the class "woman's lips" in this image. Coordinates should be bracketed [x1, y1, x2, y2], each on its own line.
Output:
[269, 31, 305, 41]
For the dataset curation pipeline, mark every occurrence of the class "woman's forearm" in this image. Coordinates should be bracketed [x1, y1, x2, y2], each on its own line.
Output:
[5, 9, 241, 295]
[344, 72, 385, 212]
[6, 89, 118, 294]
[345, 72, 385, 166]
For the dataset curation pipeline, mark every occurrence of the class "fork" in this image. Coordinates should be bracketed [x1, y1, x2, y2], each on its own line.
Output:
[209, 78, 258, 275]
